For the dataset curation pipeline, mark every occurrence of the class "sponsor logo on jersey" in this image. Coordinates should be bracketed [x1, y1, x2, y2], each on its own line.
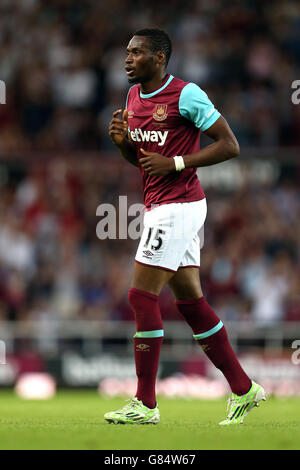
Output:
[153, 104, 168, 121]
[128, 110, 134, 118]
[130, 129, 168, 146]
[136, 343, 150, 352]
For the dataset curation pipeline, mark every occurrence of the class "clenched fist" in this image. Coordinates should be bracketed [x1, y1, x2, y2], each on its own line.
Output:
[140, 148, 175, 176]
[109, 109, 128, 146]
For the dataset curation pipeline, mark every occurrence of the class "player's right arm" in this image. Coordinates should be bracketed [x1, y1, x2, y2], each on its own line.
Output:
[109, 109, 139, 167]
[176, 83, 239, 169]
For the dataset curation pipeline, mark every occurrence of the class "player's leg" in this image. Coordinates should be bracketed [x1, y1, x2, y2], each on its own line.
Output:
[105, 200, 206, 424]
[125, 200, 206, 417]
[169, 267, 252, 395]
[125, 200, 206, 416]
[168, 267, 266, 424]
[167, 266, 203, 300]
[104, 262, 174, 424]
[131, 260, 174, 295]
[129, 262, 174, 411]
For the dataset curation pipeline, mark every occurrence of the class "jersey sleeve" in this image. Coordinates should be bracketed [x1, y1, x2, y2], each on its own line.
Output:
[178, 83, 221, 131]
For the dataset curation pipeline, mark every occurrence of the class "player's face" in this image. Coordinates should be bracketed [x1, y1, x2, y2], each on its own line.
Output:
[125, 36, 158, 84]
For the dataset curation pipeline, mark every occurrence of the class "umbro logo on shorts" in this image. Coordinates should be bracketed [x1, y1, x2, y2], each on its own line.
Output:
[143, 250, 153, 259]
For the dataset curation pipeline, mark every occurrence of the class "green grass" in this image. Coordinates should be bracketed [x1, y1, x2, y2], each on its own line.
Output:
[0, 390, 299, 450]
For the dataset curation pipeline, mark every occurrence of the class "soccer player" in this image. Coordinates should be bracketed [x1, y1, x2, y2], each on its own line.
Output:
[104, 28, 266, 425]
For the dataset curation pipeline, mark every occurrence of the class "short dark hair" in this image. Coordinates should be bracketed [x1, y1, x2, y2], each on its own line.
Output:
[133, 28, 172, 66]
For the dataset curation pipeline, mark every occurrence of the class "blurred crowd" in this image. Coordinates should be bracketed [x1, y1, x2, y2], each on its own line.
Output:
[0, 1, 299, 332]
[0, 157, 299, 328]
[0, 0, 300, 152]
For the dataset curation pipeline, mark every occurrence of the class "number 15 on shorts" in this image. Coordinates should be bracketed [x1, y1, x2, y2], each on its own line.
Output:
[144, 227, 166, 251]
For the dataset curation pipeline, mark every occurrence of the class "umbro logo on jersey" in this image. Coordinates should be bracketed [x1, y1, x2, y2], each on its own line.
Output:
[130, 129, 168, 147]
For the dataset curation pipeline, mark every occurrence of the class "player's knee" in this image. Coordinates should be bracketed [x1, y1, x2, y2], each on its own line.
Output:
[128, 287, 163, 331]
[128, 287, 146, 313]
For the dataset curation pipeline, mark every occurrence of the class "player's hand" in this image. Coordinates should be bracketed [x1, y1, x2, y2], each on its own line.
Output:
[140, 149, 175, 176]
[109, 109, 128, 146]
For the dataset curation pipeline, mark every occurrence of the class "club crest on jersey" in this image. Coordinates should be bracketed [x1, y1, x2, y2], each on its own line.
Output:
[153, 104, 168, 121]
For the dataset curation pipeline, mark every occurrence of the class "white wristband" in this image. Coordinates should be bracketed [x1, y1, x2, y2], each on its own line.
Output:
[173, 156, 185, 171]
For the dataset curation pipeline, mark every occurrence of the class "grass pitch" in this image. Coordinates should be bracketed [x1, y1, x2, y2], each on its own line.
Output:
[0, 390, 299, 450]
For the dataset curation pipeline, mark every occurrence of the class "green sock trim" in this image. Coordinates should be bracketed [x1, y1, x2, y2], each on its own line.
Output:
[193, 320, 223, 340]
[134, 330, 164, 338]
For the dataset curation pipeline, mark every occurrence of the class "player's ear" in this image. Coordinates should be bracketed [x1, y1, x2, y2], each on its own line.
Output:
[156, 50, 166, 67]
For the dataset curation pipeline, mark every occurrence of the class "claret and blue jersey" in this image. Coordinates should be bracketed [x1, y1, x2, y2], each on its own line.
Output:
[126, 73, 221, 208]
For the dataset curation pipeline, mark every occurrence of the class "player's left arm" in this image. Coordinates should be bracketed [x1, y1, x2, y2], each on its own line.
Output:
[140, 116, 239, 176]
[183, 115, 240, 169]
[178, 83, 239, 168]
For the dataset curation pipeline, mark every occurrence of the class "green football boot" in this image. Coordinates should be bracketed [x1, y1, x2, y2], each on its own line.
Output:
[219, 381, 266, 425]
[104, 397, 160, 424]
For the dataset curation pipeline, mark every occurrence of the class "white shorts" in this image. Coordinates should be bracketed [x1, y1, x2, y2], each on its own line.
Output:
[135, 199, 207, 272]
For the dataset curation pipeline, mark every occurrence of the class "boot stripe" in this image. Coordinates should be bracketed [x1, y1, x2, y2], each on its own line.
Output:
[230, 405, 242, 420]
[236, 404, 247, 419]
